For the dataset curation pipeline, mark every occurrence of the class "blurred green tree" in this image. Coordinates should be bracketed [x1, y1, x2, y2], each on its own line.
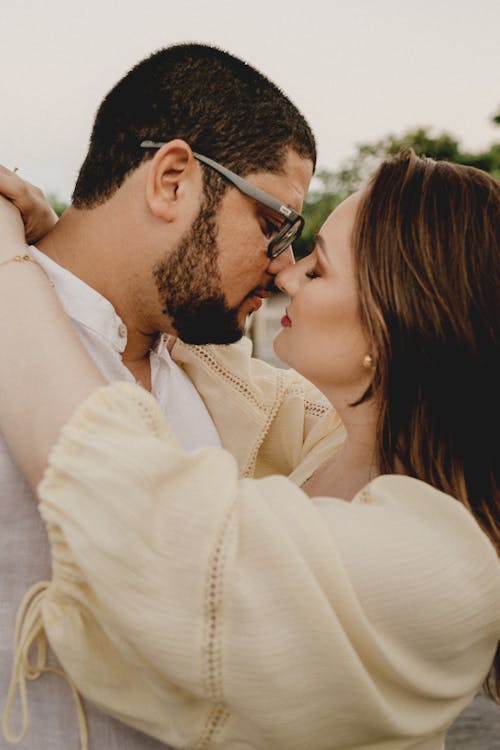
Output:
[293, 112, 500, 258]
[47, 193, 68, 217]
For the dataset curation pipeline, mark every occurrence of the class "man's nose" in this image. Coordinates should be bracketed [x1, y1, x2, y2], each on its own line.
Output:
[274, 259, 299, 297]
[267, 246, 295, 276]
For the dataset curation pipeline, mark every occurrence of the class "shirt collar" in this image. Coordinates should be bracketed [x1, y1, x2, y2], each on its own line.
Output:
[30, 245, 129, 354]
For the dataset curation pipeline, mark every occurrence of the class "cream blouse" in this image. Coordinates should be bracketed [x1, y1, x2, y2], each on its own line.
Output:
[6, 341, 500, 750]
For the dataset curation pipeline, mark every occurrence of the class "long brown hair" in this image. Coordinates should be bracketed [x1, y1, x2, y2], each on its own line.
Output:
[352, 149, 499, 698]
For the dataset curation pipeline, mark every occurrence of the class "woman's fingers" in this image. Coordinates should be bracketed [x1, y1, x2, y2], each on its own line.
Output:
[0, 166, 59, 244]
[0, 195, 28, 259]
[0, 165, 26, 202]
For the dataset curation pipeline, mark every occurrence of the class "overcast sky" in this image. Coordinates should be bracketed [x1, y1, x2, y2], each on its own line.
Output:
[2, 0, 499, 201]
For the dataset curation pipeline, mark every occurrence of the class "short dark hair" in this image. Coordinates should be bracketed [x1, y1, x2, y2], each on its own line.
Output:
[72, 43, 316, 207]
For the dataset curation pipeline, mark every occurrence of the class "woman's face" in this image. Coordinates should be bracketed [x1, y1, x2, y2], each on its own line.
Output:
[274, 191, 371, 402]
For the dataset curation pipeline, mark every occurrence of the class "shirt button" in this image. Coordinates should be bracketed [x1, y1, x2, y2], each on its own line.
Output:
[118, 324, 127, 338]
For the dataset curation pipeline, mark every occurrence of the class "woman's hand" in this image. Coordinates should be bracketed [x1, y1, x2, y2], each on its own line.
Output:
[0, 165, 58, 245]
[0, 195, 27, 261]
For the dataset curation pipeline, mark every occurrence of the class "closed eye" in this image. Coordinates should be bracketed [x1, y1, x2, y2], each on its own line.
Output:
[305, 270, 319, 279]
[259, 206, 286, 239]
[262, 217, 280, 239]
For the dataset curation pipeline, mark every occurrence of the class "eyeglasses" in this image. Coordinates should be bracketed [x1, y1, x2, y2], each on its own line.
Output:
[140, 141, 305, 258]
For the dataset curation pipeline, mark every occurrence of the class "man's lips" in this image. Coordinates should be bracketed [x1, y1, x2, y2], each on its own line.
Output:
[250, 289, 272, 300]
[241, 289, 271, 314]
[246, 288, 271, 304]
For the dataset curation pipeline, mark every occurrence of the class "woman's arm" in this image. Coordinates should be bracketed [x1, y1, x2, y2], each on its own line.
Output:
[0, 196, 105, 488]
[36, 384, 500, 748]
[0, 165, 59, 243]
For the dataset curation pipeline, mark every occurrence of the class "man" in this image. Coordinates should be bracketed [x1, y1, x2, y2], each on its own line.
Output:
[1, 43, 314, 749]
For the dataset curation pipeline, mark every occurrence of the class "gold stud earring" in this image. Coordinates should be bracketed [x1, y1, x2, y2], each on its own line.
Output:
[362, 355, 373, 369]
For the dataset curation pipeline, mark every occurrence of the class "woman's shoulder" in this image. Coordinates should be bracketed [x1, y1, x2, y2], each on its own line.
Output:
[349, 474, 499, 574]
[355, 475, 494, 542]
[323, 475, 500, 656]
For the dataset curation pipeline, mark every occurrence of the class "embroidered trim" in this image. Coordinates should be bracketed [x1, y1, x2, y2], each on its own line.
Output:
[357, 486, 372, 504]
[286, 385, 331, 418]
[2, 581, 88, 749]
[242, 369, 288, 477]
[114, 384, 163, 438]
[186, 348, 333, 478]
[195, 503, 236, 748]
[304, 400, 331, 418]
[187, 347, 267, 413]
[194, 704, 230, 750]
[134, 393, 162, 436]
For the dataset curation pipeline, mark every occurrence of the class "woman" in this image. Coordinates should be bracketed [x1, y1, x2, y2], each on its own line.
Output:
[0, 150, 498, 750]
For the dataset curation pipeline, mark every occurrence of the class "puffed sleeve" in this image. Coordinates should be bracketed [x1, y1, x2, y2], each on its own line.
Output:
[37, 382, 500, 750]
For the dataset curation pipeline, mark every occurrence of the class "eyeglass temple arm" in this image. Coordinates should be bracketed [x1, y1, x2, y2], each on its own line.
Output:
[140, 141, 299, 221]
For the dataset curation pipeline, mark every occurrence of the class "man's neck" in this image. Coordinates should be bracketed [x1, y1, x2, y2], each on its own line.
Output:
[37, 206, 157, 362]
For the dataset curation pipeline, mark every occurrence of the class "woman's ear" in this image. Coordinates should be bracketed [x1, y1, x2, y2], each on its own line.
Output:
[145, 139, 200, 222]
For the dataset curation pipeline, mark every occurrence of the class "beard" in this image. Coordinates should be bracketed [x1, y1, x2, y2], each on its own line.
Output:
[153, 198, 245, 345]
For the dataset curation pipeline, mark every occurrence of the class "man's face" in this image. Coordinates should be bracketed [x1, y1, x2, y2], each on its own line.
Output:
[154, 149, 313, 345]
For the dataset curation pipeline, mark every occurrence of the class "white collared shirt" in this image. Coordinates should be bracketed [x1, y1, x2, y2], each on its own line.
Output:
[0, 247, 219, 749]
[30, 246, 221, 452]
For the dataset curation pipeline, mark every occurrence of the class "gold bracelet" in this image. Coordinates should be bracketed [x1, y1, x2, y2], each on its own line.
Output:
[0, 253, 37, 268]
[0, 253, 54, 286]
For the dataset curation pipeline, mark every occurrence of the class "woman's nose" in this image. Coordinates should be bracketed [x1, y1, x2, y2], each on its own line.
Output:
[275, 254, 311, 295]
[275, 262, 299, 296]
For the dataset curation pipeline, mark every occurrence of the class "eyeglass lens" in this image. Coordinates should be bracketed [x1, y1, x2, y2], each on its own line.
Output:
[270, 217, 303, 258]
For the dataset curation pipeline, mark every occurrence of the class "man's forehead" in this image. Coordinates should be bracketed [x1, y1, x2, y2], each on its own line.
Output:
[246, 155, 313, 212]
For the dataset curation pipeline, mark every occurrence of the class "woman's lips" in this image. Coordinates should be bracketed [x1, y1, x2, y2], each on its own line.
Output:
[281, 308, 292, 327]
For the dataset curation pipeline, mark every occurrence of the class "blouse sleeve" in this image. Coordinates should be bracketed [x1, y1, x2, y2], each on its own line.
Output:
[37, 382, 500, 750]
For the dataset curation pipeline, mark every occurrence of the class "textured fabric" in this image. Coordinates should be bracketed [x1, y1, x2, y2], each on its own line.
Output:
[31, 377, 500, 750]
[1, 250, 221, 749]
[170, 337, 341, 480]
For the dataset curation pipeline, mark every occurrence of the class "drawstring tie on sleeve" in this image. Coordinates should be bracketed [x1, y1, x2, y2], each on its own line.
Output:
[2, 581, 89, 749]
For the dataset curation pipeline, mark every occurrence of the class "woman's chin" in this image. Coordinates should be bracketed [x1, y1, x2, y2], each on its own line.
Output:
[272, 331, 290, 367]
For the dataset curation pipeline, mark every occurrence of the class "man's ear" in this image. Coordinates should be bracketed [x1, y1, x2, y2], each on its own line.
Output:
[145, 139, 200, 222]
